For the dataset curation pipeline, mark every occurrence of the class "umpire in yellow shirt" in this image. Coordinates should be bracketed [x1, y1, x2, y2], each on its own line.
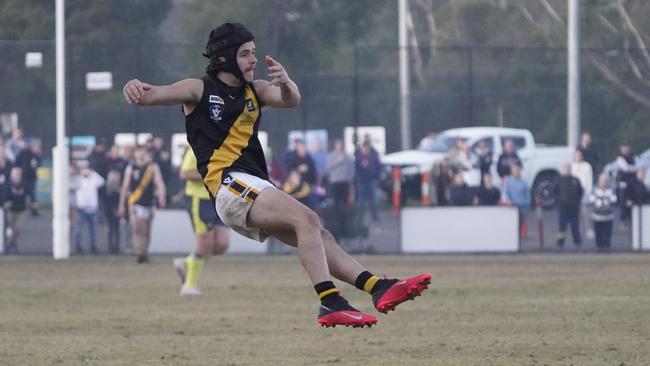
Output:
[174, 147, 230, 296]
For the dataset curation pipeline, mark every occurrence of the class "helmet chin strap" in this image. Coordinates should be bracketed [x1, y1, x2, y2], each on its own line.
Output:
[219, 68, 248, 85]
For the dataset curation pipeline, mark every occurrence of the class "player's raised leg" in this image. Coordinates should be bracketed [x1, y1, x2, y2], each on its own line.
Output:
[319, 228, 432, 314]
[275, 221, 432, 315]
[247, 188, 377, 328]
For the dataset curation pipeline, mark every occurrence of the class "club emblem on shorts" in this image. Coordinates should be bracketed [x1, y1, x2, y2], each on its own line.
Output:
[209, 95, 225, 122]
[246, 98, 256, 112]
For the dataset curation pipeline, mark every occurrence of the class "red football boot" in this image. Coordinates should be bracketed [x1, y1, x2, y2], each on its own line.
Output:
[318, 297, 377, 328]
[372, 273, 432, 314]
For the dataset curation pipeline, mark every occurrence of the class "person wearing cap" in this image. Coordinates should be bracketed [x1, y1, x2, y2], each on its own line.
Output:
[122, 22, 431, 328]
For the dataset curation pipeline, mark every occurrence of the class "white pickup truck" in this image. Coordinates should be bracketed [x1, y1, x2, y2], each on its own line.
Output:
[381, 127, 574, 207]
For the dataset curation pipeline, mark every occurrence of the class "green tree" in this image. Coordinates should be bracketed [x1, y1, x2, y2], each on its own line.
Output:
[0, 0, 172, 142]
[176, 0, 397, 76]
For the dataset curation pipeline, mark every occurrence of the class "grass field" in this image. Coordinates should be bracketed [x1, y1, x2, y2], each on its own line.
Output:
[1, 254, 649, 366]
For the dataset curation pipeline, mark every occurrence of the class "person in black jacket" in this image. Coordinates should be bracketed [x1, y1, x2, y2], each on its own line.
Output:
[616, 142, 638, 225]
[555, 164, 584, 249]
[14, 139, 41, 216]
[3, 167, 27, 254]
[450, 173, 474, 206]
[283, 138, 317, 185]
[496, 139, 522, 179]
[477, 173, 500, 205]
[0, 149, 13, 206]
[475, 139, 492, 185]
[624, 169, 649, 209]
[577, 132, 599, 181]
[355, 140, 381, 221]
[104, 170, 122, 254]
[435, 162, 452, 206]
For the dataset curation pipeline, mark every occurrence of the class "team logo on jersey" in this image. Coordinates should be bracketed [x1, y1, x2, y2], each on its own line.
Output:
[209, 95, 225, 122]
[245, 98, 256, 112]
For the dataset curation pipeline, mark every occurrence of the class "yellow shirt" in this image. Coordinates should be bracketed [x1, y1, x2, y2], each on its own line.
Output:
[181, 148, 210, 199]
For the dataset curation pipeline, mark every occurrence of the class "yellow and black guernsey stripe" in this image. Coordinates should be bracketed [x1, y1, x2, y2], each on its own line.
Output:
[128, 163, 156, 206]
[184, 76, 269, 198]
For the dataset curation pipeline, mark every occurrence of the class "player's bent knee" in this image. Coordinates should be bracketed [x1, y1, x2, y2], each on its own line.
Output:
[212, 242, 228, 255]
[320, 227, 336, 242]
[301, 209, 321, 230]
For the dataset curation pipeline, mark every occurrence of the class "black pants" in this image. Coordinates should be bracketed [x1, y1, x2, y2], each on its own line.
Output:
[558, 205, 582, 247]
[328, 182, 351, 241]
[24, 179, 37, 208]
[107, 216, 121, 254]
[594, 220, 613, 250]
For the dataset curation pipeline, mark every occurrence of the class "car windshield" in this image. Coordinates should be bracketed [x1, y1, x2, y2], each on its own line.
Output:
[418, 134, 463, 153]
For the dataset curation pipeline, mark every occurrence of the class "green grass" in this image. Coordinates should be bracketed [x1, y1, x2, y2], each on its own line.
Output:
[1, 254, 649, 366]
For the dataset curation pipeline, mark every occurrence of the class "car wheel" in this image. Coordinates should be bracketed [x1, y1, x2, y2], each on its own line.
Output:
[533, 172, 558, 208]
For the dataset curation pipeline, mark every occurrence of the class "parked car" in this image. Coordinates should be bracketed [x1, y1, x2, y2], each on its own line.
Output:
[381, 127, 574, 207]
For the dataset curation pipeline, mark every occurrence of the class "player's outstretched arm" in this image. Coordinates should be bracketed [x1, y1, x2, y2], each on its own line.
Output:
[253, 55, 300, 108]
[123, 78, 203, 107]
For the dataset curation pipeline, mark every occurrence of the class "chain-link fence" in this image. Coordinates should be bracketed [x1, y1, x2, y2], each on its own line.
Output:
[0, 40, 645, 254]
[3, 41, 649, 157]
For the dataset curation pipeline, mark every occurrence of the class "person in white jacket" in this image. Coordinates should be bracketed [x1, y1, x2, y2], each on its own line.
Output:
[70, 164, 105, 254]
[571, 149, 594, 239]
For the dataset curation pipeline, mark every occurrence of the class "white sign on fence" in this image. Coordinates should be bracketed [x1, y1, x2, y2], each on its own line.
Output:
[86, 71, 113, 90]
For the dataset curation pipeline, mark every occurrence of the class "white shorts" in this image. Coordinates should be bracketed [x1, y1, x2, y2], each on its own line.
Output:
[131, 204, 155, 220]
[214, 172, 275, 242]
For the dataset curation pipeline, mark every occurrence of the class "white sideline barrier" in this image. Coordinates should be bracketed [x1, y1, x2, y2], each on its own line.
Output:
[401, 206, 519, 253]
[632, 205, 650, 251]
[0, 209, 4, 253]
[149, 209, 267, 254]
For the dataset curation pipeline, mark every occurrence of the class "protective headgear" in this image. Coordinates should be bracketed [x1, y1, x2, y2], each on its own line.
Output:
[203, 22, 254, 81]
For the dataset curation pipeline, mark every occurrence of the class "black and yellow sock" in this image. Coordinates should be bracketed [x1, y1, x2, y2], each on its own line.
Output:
[315, 281, 339, 302]
[355, 271, 393, 294]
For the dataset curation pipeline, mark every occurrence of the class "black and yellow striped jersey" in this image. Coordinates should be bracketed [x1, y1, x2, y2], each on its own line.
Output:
[184, 75, 268, 197]
[128, 162, 155, 206]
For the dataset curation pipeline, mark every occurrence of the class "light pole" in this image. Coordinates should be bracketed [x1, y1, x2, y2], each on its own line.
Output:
[53, 0, 70, 259]
[398, 0, 412, 150]
[567, 0, 581, 147]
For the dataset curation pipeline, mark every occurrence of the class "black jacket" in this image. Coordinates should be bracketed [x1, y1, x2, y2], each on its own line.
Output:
[4, 181, 27, 212]
[450, 184, 474, 206]
[14, 149, 41, 181]
[556, 175, 583, 208]
[625, 179, 649, 205]
[577, 144, 599, 175]
[496, 152, 522, 178]
[478, 186, 500, 206]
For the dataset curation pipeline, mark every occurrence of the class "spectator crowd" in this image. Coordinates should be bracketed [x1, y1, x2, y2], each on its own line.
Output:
[0, 128, 42, 254]
[426, 130, 648, 251]
[2, 127, 648, 256]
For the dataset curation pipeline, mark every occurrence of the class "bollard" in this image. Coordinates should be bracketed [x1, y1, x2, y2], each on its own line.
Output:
[392, 166, 401, 217]
[535, 195, 544, 249]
